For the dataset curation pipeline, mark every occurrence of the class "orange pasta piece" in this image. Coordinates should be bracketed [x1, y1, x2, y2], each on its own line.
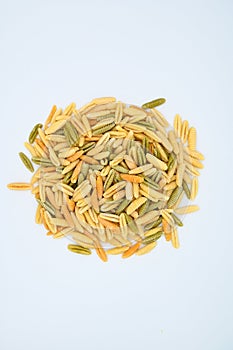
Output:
[120, 173, 144, 183]
[122, 242, 141, 259]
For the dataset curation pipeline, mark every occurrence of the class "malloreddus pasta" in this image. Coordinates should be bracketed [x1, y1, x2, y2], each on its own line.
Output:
[7, 97, 204, 261]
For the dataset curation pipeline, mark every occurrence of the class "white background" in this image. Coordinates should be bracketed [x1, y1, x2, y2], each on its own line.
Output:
[1, 0, 233, 349]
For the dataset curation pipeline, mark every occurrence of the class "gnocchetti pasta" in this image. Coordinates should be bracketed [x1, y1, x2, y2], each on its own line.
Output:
[7, 97, 204, 261]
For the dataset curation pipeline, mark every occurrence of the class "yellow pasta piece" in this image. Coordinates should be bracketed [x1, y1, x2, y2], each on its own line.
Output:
[181, 120, 189, 143]
[188, 127, 197, 150]
[185, 148, 205, 160]
[7, 182, 31, 191]
[63, 102, 76, 115]
[190, 177, 198, 200]
[44, 105, 57, 128]
[126, 197, 147, 215]
[136, 241, 157, 256]
[189, 157, 204, 169]
[171, 228, 180, 249]
[92, 97, 116, 105]
[173, 114, 182, 138]
[44, 119, 67, 135]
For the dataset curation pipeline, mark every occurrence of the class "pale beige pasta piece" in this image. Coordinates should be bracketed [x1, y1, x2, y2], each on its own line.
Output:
[185, 162, 200, 176]
[156, 131, 173, 152]
[174, 205, 199, 215]
[136, 210, 160, 226]
[125, 181, 133, 200]
[124, 106, 147, 118]
[177, 141, 184, 164]
[176, 164, 186, 187]
[48, 147, 60, 166]
[168, 131, 179, 155]
[87, 102, 117, 113]
[183, 171, 192, 184]
[72, 231, 95, 245]
[146, 153, 168, 171]
[151, 108, 169, 127]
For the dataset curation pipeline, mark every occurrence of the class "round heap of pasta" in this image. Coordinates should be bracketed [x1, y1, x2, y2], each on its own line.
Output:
[8, 97, 204, 261]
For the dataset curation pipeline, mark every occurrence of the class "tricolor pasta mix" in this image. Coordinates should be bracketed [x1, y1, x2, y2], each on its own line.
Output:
[8, 97, 204, 261]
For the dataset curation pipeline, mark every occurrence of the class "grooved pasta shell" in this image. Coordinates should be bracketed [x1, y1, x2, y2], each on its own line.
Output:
[171, 228, 180, 249]
[174, 114, 182, 138]
[19, 152, 34, 172]
[188, 127, 197, 150]
[151, 108, 169, 127]
[175, 205, 199, 215]
[136, 241, 157, 256]
[107, 246, 129, 255]
[168, 131, 179, 155]
[92, 97, 116, 105]
[146, 153, 168, 171]
[122, 242, 141, 259]
[190, 177, 198, 200]
[176, 163, 186, 187]
[126, 197, 147, 215]
[95, 246, 108, 262]
[45, 120, 67, 135]
[181, 120, 189, 143]
[156, 131, 173, 152]
[7, 182, 31, 190]
[185, 148, 205, 160]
